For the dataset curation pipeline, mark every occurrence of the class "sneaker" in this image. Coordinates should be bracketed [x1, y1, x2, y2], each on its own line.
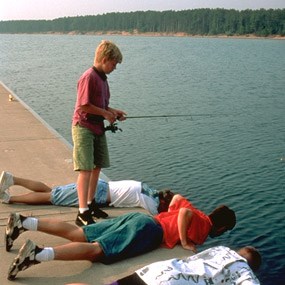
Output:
[0, 171, 14, 198]
[5, 213, 26, 252]
[1, 189, 11, 204]
[8, 239, 41, 280]
[89, 199, 109, 219]
[75, 210, 95, 227]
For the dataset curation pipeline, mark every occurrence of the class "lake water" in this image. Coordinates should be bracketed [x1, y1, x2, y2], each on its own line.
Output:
[0, 34, 284, 284]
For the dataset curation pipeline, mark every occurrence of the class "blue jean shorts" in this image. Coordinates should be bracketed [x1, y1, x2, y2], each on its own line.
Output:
[51, 179, 108, 206]
[83, 212, 163, 264]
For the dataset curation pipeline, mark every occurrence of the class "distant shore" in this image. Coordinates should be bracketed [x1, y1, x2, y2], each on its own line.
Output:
[4, 30, 284, 40]
[49, 30, 285, 40]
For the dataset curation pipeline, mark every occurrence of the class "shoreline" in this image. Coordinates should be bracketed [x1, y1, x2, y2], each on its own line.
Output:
[79, 31, 285, 40]
[1, 31, 284, 40]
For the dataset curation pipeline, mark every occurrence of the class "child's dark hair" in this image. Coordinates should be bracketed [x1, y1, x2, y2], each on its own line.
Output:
[238, 246, 262, 271]
[157, 189, 175, 213]
[209, 205, 236, 230]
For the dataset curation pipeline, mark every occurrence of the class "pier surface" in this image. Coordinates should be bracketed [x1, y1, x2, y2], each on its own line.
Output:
[0, 82, 187, 285]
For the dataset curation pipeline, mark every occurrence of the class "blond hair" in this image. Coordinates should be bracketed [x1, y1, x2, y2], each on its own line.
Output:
[94, 40, 123, 64]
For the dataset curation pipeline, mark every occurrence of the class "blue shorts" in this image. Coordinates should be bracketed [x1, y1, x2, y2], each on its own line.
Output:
[51, 179, 109, 206]
[83, 212, 163, 264]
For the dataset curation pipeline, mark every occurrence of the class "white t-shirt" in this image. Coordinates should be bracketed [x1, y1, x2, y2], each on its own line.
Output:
[135, 246, 260, 285]
[108, 180, 159, 215]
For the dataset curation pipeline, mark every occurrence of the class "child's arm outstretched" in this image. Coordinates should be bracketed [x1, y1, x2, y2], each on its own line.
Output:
[177, 207, 197, 252]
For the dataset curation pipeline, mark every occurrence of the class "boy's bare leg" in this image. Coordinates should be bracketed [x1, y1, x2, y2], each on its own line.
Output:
[88, 166, 101, 202]
[9, 192, 52, 205]
[76, 170, 91, 209]
[13, 176, 52, 192]
[38, 219, 105, 260]
[88, 166, 108, 218]
[76, 170, 98, 225]
[53, 242, 104, 261]
[37, 218, 86, 242]
[7, 219, 104, 280]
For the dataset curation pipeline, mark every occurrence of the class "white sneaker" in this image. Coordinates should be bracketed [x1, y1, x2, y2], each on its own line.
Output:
[8, 239, 41, 280]
[1, 189, 11, 204]
[5, 212, 26, 252]
[0, 171, 14, 198]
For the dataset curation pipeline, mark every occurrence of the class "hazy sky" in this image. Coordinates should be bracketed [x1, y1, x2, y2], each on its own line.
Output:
[0, 0, 284, 21]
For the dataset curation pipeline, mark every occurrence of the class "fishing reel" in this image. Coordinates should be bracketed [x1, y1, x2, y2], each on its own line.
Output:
[104, 122, 122, 133]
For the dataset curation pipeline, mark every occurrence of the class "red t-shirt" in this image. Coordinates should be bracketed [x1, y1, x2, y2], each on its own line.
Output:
[155, 198, 212, 248]
[72, 67, 110, 135]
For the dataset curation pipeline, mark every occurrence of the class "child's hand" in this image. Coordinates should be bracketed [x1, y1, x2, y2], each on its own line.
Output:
[104, 111, 117, 124]
[116, 110, 127, 121]
[117, 116, 126, 121]
[107, 108, 126, 121]
[181, 240, 197, 253]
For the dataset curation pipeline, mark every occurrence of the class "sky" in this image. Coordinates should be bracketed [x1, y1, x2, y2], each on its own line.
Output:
[0, 0, 284, 21]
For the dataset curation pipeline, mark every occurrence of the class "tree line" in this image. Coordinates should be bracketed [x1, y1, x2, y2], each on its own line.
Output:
[0, 8, 284, 36]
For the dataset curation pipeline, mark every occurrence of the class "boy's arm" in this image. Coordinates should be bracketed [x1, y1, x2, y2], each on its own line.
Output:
[80, 104, 117, 123]
[178, 208, 197, 252]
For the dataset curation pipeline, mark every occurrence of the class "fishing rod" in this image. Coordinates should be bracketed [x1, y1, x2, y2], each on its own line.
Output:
[125, 114, 217, 119]
[105, 113, 222, 133]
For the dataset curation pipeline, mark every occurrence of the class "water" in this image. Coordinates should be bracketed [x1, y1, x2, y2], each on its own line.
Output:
[1, 34, 284, 284]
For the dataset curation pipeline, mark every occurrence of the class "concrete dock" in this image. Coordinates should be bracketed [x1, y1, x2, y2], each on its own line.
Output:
[0, 82, 188, 285]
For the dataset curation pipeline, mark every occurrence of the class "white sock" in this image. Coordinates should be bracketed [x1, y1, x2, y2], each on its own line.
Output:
[87, 201, 92, 205]
[22, 217, 38, 231]
[79, 207, 89, 214]
[35, 247, 55, 262]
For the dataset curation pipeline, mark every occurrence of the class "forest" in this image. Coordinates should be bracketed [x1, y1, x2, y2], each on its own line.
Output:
[0, 8, 284, 37]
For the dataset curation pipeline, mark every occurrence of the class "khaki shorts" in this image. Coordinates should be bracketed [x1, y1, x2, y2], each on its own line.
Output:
[72, 125, 110, 171]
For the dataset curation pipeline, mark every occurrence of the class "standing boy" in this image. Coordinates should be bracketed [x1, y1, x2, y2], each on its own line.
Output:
[72, 40, 126, 226]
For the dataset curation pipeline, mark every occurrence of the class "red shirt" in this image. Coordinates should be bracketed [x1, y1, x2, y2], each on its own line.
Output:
[155, 198, 212, 248]
[72, 67, 110, 135]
